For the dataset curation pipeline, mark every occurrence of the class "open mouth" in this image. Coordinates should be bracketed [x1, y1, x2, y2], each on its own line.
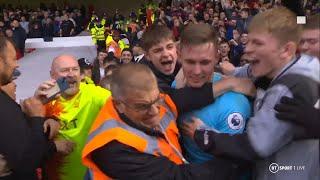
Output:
[160, 60, 174, 73]
[160, 60, 173, 65]
[66, 79, 77, 87]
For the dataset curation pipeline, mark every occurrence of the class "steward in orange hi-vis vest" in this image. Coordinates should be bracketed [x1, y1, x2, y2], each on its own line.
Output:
[82, 94, 187, 179]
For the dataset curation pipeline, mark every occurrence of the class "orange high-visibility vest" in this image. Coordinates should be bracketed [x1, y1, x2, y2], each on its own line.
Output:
[107, 39, 124, 58]
[82, 94, 185, 180]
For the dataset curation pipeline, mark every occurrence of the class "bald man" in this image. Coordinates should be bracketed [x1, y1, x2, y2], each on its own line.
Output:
[34, 55, 111, 180]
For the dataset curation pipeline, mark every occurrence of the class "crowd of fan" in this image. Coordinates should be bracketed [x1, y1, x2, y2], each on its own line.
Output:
[87, 0, 320, 67]
[0, 3, 87, 37]
[1, 0, 319, 60]
[0, 3, 88, 58]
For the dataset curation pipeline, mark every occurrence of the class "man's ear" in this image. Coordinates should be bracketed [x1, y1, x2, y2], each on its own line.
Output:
[50, 70, 55, 79]
[280, 41, 297, 59]
[145, 52, 151, 61]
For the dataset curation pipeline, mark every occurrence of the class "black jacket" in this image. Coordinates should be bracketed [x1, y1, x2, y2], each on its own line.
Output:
[60, 20, 74, 37]
[12, 27, 27, 52]
[0, 91, 56, 179]
[28, 28, 43, 38]
[142, 60, 181, 91]
[92, 140, 237, 180]
[43, 23, 54, 37]
[91, 58, 104, 85]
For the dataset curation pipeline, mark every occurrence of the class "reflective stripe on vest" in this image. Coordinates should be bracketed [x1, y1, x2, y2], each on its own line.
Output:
[91, 25, 105, 41]
[95, 28, 105, 41]
[87, 119, 160, 153]
[86, 102, 176, 156]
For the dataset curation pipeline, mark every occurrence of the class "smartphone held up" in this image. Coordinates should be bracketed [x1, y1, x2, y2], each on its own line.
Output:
[44, 77, 70, 103]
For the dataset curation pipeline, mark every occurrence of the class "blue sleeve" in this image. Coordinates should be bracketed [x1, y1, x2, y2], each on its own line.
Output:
[216, 93, 251, 134]
[171, 80, 176, 88]
[226, 26, 233, 41]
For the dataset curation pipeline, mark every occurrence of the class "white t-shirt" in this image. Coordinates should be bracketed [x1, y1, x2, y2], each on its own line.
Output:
[99, 67, 105, 79]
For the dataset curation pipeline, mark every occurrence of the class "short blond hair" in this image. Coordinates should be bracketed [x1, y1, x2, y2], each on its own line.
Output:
[180, 23, 218, 50]
[248, 7, 303, 45]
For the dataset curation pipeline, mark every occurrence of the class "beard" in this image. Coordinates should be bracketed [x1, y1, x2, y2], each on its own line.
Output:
[0, 72, 13, 86]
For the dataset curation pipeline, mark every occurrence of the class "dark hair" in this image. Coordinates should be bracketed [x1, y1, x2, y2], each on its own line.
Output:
[282, 0, 305, 16]
[140, 24, 174, 52]
[241, 30, 248, 35]
[121, 48, 133, 55]
[97, 48, 107, 54]
[11, 18, 20, 23]
[103, 52, 119, 64]
[0, 36, 13, 60]
[219, 39, 229, 45]
[92, 51, 118, 84]
[304, 14, 320, 30]
[100, 63, 120, 90]
[240, 8, 249, 13]
[104, 64, 119, 76]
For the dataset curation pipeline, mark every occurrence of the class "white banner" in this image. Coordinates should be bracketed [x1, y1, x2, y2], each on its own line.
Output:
[25, 36, 94, 48]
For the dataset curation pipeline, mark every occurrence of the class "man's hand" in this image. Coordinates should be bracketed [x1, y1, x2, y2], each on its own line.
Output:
[180, 117, 204, 140]
[274, 96, 320, 138]
[34, 79, 57, 103]
[213, 77, 256, 98]
[231, 77, 256, 97]
[221, 56, 230, 63]
[44, 119, 61, 139]
[219, 61, 235, 75]
[0, 154, 11, 177]
[54, 140, 75, 155]
[229, 39, 238, 46]
[20, 97, 46, 117]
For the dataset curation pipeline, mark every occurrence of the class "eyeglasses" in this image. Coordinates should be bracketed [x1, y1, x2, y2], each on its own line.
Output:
[120, 95, 164, 112]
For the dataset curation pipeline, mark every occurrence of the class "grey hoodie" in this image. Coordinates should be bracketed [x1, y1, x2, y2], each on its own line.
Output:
[234, 54, 319, 180]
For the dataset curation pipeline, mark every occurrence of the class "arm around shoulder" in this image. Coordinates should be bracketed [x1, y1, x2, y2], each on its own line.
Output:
[91, 141, 235, 180]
